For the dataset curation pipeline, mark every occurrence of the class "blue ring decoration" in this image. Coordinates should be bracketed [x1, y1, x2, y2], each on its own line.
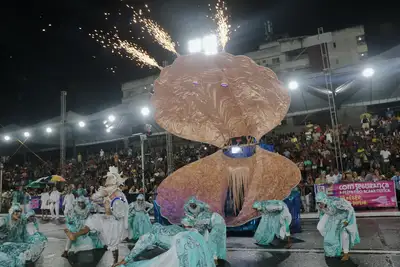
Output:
[223, 143, 275, 158]
[110, 197, 126, 210]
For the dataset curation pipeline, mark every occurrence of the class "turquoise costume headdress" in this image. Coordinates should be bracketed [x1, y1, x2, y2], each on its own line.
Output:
[316, 192, 330, 204]
[184, 196, 210, 216]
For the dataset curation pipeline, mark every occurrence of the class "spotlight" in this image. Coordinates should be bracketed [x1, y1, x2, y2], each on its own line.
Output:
[362, 67, 374, 78]
[141, 107, 150, 116]
[4, 135, 10, 141]
[231, 146, 242, 154]
[108, 115, 116, 122]
[78, 121, 85, 128]
[288, 81, 299, 90]
[46, 127, 52, 133]
[24, 132, 30, 138]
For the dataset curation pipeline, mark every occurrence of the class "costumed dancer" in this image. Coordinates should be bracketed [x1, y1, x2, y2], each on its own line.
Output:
[0, 204, 48, 267]
[23, 189, 32, 213]
[112, 220, 201, 267]
[128, 194, 153, 242]
[113, 231, 214, 267]
[65, 166, 129, 264]
[12, 187, 24, 206]
[62, 196, 103, 258]
[316, 192, 360, 261]
[75, 184, 87, 197]
[63, 188, 76, 216]
[183, 196, 227, 263]
[252, 200, 292, 248]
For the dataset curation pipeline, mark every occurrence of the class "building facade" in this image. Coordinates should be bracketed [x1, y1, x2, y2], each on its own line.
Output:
[245, 25, 368, 76]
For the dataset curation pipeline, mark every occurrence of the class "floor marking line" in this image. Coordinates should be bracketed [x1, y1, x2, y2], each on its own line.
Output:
[227, 247, 400, 254]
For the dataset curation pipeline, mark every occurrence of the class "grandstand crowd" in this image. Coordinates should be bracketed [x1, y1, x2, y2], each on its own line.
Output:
[1, 109, 400, 213]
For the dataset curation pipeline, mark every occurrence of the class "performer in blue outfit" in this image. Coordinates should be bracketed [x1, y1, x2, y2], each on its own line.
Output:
[128, 194, 153, 242]
[253, 200, 292, 248]
[316, 192, 360, 261]
[0, 204, 48, 267]
[62, 196, 103, 258]
[182, 196, 227, 262]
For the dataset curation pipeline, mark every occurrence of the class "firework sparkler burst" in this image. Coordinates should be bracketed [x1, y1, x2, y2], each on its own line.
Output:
[119, 40, 162, 69]
[127, 4, 179, 56]
[89, 30, 161, 69]
[208, 0, 237, 51]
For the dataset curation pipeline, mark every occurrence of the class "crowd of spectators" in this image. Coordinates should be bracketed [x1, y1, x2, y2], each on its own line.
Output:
[1, 108, 400, 213]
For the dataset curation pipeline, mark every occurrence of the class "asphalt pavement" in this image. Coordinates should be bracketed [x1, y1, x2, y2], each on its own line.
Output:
[33, 217, 400, 267]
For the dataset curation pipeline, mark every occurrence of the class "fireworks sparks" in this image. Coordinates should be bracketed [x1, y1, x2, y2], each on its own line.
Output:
[89, 29, 161, 69]
[127, 4, 179, 56]
[207, 0, 239, 51]
[120, 41, 162, 69]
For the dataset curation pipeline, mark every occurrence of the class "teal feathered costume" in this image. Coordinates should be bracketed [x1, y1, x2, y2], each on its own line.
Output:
[182, 196, 226, 261]
[128, 194, 153, 241]
[0, 204, 47, 267]
[121, 231, 215, 267]
[253, 200, 292, 245]
[315, 192, 360, 257]
[64, 196, 102, 253]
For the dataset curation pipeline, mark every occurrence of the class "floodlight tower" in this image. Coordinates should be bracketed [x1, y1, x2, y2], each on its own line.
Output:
[317, 27, 343, 172]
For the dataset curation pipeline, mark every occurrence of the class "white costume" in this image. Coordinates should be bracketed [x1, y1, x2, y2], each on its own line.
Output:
[63, 193, 75, 215]
[88, 166, 129, 262]
[49, 189, 61, 219]
[40, 192, 50, 210]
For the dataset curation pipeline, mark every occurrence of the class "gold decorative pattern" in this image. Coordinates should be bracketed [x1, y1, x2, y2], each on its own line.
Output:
[151, 52, 290, 148]
[156, 148, 301, 227]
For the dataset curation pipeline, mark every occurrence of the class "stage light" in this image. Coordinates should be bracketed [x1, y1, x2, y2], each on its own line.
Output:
[103, 120, 108, 124]
[4, 135, 10, 141]
[46, 127, 52, 133]
[141, 107, 150, 116]
[362, 67, 374, 78]
[288, 81, 299, 90]
[106, 128, 111, 133]
[24, 132, 30, 138]
[231, 146, 242, 154]
[202, 34, 218, 55]
[188, 38, 202, 53]
[108, 115, 116, 122]
[78, 121, 86, 128]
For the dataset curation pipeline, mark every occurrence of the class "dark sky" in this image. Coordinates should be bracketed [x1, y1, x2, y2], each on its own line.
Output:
[1, 0, 399, 126]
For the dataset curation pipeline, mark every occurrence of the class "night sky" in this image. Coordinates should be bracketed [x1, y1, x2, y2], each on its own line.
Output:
[1, 0, 398, 127]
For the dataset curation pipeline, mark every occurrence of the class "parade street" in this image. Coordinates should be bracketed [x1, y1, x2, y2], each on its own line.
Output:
[33, 217, 400, 267]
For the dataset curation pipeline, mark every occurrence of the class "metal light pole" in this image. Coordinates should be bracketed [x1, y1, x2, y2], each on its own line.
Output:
[60, 91, 67, 177]
[140, 134, 147, 197]
[0, 163, 3, 212]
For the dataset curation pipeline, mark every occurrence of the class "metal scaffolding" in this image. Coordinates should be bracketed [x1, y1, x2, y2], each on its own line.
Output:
[318, 27, 343, 171]
[60, 91, 67, 177]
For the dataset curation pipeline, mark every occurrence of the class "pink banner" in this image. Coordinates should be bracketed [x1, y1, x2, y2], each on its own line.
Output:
[314, 181, 398, 208]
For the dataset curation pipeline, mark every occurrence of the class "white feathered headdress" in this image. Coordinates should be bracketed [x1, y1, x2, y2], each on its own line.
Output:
[104, 166, 127, 187]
